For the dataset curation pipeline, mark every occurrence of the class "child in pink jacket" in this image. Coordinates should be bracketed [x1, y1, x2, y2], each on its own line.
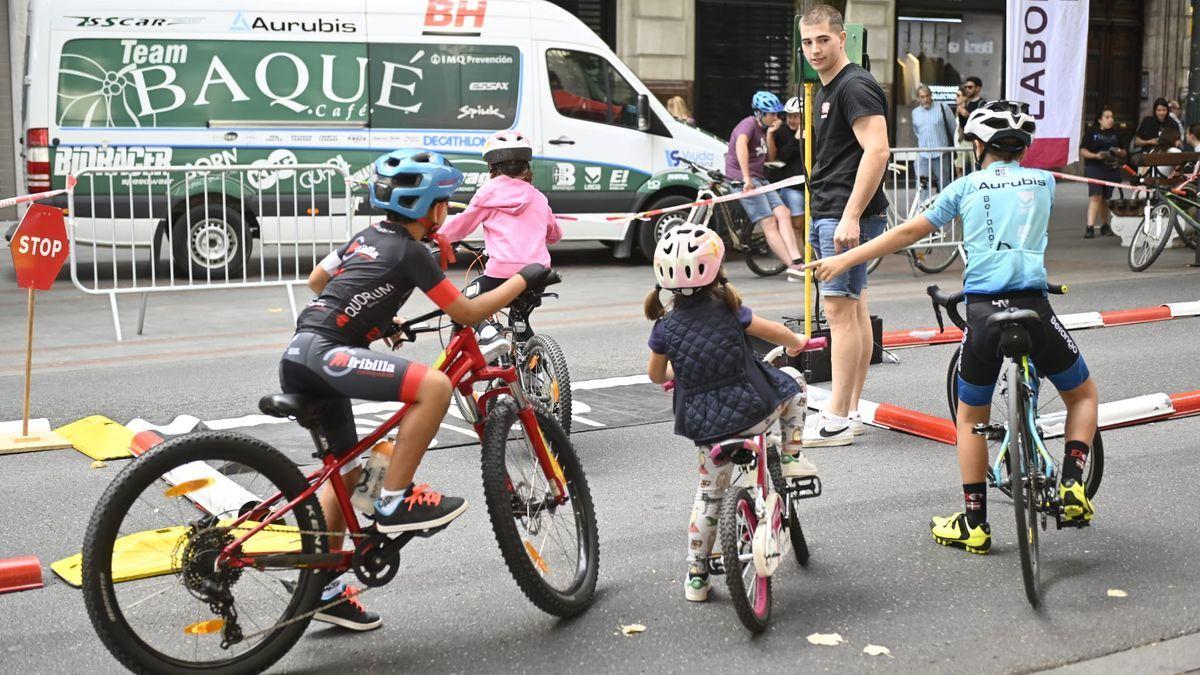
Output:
[439, 131, 562, 295]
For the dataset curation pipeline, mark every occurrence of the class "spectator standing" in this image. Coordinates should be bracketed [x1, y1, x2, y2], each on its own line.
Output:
[772, 96, 807, 260]
[1187, 123, 1200, 151]
[911, 84, 956, 198]
[956, 77, 986, 131]
[797, 4, 890, 447]
[725, 91, 804, 272]
[666, 96, 695, 126]
[1078, 108, 1126, 238]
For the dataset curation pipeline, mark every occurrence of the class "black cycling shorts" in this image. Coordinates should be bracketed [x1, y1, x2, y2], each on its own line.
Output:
[955, 292, 1090, 407]
[279, 331, 428, 457]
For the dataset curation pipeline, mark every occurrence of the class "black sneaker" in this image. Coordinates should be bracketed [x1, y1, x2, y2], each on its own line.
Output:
[314, 585, 382, 631]
[1100, 223, 1114, 237]
[1084, 227, 1096, 239]
[373, 483, 468, 534]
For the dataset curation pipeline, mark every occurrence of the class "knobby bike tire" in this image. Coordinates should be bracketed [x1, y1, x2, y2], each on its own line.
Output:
[945, 346, 1104, 499]
[719, 487, 771, 632]
[480, 399, 599, 617]
[1007, 363, 1043, 608]
[1128, 203, 1174, 272]
[765, 448, 810, 566]
[82, 432, 327, 675]
[521, 334, 573, 436]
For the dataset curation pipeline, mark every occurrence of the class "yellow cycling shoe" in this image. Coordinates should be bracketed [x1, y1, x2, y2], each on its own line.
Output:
[930, 512, 991, 554]
[1059, 479, 1094, 525]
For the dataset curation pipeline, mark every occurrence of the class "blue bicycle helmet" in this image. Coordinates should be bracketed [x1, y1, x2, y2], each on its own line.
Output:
[369, 148, 464, 220]
[751, 91, 784, 114]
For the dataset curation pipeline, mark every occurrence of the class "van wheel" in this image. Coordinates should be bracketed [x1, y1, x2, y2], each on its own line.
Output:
[637, 195, 693, 261]
[170, 201, 253, 280]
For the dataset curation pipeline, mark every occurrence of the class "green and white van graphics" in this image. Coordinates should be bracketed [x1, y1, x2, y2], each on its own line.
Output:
[26, 0, 727, 272]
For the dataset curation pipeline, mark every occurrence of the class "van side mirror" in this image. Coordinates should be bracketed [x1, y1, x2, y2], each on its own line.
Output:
[637, 94, 651, 132]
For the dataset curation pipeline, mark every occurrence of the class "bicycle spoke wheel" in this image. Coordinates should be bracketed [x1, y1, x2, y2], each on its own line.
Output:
[480, 399, 598, 617]
[1007, 365, 1042, 608]
[742, 219, 788, 277]
[720, 487, 770, 632]
[764, 448, 809, 566]
[82, 432, 327, 673]
[519, 334, 573, 435]
[866, 255, 883, 274]
[1128, 203, 1173, 272]
[946, 346, 1103, 499]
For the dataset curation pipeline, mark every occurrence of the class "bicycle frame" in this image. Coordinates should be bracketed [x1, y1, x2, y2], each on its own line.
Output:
[989, 356, 1057, 492]
[214, 319, 568, 571]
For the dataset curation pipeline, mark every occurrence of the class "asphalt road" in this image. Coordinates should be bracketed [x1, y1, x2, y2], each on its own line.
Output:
[2, 183, 1200, 673]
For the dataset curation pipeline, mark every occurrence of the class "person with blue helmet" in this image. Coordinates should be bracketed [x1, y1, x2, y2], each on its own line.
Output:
[282, 148, 555, 631]
[724, 91, 805, 274]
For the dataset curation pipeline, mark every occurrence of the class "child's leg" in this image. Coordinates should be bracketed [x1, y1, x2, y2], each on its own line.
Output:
[777, 367, 808, 453]
[687, 448, 735, 567]
[954, 400, 991, 525]
[1058, 376, 1098, 483]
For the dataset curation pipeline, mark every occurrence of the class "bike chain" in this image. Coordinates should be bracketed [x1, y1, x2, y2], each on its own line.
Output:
[184, 522, 391, 646]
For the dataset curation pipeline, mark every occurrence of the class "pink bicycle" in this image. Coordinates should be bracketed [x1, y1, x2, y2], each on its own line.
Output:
[666, 339, 825, 632]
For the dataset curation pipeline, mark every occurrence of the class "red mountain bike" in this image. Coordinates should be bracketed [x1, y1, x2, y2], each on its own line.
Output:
[80, 273, 598, 674]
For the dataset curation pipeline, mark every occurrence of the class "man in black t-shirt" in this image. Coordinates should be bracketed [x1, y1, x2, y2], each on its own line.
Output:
[797, 4, 890, 447]
[956, 77, 985, 131]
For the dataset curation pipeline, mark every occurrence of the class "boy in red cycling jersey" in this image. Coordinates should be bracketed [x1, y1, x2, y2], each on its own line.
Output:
[285, 148, 553, 629]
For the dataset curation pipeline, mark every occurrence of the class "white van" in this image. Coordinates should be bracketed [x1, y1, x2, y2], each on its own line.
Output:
[21, 0, 726, 276]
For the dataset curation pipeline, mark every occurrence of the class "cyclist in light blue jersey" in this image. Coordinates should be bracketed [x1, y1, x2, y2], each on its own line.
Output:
[803, 100, 1099, 554]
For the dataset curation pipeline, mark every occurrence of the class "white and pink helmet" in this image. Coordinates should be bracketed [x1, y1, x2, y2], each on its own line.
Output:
[653, 226, 725, 292]
[483, 130, 533, 165]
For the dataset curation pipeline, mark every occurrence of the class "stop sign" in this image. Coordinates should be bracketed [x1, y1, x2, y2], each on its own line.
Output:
[10, 204, 69, 291]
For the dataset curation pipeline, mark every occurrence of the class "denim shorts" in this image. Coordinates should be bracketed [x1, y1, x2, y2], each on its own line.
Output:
[809, 214, 888, 299]
[780, 187, 805, 217]
[737, 178, 785, 224]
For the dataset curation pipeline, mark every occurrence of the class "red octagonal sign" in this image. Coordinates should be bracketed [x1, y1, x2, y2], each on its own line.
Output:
[10, 204, 69, 291]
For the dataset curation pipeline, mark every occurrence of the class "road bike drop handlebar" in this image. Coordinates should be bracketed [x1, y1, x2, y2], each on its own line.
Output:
[926, 283, 1068, 332]
[660, 337, 829, 392]
[385, 269, 563, 346]
[674, 155, 726, 183]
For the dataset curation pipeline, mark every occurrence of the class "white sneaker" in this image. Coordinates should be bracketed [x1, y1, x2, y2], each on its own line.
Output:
[802, 414, 854, 447]
[685, 563, 710, 602]
[780, 450, 818, 478]
[849, 412, 865, 436]
[476, 324, 511, 364]
[786, 267, 805, 282]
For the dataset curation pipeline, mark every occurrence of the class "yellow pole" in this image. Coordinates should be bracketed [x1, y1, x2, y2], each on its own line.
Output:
[803, 82, 814, 337]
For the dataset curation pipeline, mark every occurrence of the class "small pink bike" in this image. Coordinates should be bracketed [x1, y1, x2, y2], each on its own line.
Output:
[666, 339, 825, 632]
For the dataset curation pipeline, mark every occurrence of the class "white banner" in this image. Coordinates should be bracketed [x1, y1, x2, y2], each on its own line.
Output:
[1004, 0, 1090, 168]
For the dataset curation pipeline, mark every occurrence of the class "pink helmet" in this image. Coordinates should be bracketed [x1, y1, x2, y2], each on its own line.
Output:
[653, 226, 725, 292]
[483, 130, 533, 165]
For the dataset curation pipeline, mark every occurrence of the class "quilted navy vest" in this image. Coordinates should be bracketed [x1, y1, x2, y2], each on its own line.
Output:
[659, 295, 801, 444]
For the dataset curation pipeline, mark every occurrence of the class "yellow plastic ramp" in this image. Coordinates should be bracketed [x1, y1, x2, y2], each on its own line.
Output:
[51, 521, 303, 588]
[54, 415, 134, 460]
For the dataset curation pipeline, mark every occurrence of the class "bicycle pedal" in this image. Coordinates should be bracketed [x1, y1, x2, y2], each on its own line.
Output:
[706, 553, 726, 576]
[972, 423, 1006, 440]
[787, 476, 822, 499]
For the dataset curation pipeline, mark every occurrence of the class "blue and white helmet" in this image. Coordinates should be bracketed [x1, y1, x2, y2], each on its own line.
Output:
[369, 149, 464, 220]
[751, 91, 784, 114]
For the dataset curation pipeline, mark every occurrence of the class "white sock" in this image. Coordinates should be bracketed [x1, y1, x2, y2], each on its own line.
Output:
[321, 576, 346, 600]
[377, 484, 413, 515]
[379, 484, 412, 500]
[823, 413, 849, 428]
[849, 410, 859, 419]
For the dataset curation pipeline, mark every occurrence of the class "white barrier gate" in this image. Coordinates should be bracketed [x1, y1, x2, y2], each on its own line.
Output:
[68, 164, 361, 340]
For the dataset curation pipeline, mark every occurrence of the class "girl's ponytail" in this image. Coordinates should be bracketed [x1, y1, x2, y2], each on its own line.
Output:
[644, 285, 667, 320]
[709, 268, 743, 313]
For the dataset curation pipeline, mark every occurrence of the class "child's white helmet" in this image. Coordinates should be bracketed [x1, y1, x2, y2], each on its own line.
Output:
[653, 226, 725, 292]
[483, 130, 533, 165]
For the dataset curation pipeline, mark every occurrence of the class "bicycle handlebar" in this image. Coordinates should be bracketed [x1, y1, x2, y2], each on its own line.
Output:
[386, 270, 563, 346]
[926, 283, 1068, 332]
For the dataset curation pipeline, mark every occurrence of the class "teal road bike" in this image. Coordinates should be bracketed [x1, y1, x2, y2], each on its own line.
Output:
[928, 284, 1105, 607]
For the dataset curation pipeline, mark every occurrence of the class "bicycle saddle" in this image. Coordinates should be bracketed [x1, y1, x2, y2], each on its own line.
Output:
[259, 393, 339, 423]
[985, 308, 1044, 357]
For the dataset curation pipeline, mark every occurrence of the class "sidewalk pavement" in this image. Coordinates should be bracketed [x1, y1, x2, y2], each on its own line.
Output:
[1037, 630, 1200, 674]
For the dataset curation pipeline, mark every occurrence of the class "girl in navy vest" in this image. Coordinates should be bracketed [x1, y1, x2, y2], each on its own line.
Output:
[644, 226, 818, 602]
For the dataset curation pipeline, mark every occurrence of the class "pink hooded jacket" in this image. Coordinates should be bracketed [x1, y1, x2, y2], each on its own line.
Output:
[438, 175, 563, 278]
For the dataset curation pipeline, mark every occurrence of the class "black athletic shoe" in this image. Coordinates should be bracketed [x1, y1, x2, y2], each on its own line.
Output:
[1084, 227, 1096, 239]
[373, 483, 468, 534]
[1100, 223, 1114, 237]
[314, 586, 382, 631]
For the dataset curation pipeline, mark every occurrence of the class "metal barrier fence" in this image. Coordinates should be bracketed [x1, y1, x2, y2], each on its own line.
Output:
[879, 146, 978, 272]
[68, 163, 360, 340]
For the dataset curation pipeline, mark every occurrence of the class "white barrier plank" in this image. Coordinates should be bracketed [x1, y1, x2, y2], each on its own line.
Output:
[1059, 312, 1105, 330]
[1166, 301, 1200, 317]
